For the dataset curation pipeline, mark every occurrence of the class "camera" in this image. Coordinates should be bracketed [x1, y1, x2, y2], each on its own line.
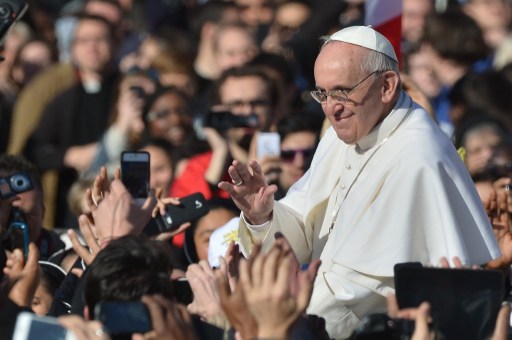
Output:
[203, 110, 259, 131]
[0, 0, 28, 45]
[0, 172, 33, 199]
[94, 301, 152, 335]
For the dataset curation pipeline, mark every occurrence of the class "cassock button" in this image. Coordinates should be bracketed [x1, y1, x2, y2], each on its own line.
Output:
[346, 164, 351, 170]
[341, 184, 346, 190]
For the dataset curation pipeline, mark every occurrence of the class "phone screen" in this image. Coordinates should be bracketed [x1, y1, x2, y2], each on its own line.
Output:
[257, 132, 281, 159]
[13, 312, 75, 340]
[94, 301, 152, 334]
[121, 151, 150, 200]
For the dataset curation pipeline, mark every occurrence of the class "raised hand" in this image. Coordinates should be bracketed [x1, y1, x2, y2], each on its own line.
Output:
[85, 167, 157, 246]
[58, 315, 111, 340]
[239, 240, 320, 338]
[218, 160, 277, 225]
[216, 256, 258, 340]
[151, 190, 191, 241]
[4, 243, 40, 307]
[186, 260, 224, 322]
[485, 190, 512, 271]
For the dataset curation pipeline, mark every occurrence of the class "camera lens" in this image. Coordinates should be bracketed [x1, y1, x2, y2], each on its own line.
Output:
[0, 4, 12, 20]
[10, 174, 31, 192]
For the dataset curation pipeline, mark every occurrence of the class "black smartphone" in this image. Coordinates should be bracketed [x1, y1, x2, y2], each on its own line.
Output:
[394, 264, 505, 339]
[0, 0, 28, 45]
[8, 208, 29, 260]
[94, 301, 152, 335]
[155, 192, 209, 232]
[121, 151, 150, 205]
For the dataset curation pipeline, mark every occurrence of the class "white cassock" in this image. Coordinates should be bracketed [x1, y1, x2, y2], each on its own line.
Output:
[238, 91, 501, 339]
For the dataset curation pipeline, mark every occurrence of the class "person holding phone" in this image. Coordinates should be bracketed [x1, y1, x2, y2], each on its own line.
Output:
[220, 26, 501, 338]
[258, 113, 323, 200]
[0, 155, 65, 262]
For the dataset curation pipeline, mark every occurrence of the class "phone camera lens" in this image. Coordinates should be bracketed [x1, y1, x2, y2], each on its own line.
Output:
[0, 4, 12, 20]
[10, 174, 29, 192]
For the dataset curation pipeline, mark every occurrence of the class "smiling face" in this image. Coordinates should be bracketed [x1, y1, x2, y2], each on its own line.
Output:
[147, 91, 192, 147]
[313, 42, 389, 144]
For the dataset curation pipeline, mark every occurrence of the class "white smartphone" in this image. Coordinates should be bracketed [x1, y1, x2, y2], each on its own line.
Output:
[257, 132, 281, 159]
[121, 151, 150, 205]
[13, 312, 76, 340]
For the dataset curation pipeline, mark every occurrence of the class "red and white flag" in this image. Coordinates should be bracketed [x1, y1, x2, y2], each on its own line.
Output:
[365, 0, 402, 65]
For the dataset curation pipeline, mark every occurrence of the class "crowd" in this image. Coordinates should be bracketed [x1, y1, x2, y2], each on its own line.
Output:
[1, 0, 512, 339]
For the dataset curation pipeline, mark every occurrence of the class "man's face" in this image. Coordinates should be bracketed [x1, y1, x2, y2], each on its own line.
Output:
[402, 0, 434, 43]
[71, 19, 113, 74]
[219, 75, 272, 140]
[313, 42, 386, 144]
[235, 0, 274, 27]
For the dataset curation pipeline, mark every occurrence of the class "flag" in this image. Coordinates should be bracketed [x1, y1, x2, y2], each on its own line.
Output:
[365, 0, 402, 66]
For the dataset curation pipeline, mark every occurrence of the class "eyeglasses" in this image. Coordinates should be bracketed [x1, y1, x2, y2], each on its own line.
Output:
[146, 108, 188, 122]
[310, 71, 380, 104]
[225, 99, 270, 112]
[281, 148, 315, 163]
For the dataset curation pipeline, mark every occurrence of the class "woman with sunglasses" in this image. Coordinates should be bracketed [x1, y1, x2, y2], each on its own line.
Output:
[260, 113, 322, 200]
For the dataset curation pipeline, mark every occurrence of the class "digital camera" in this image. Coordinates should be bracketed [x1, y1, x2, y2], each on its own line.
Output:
[0, 172, 33, 199]
[203, 110, 259, 131]
[0, 0, 28, 45]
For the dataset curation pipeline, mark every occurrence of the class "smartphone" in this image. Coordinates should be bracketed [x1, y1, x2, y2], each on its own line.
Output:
[257, 132, 281, 159]
[13, 312, 76, 340]
[154, 192, 209, 232]
[173, 277, 194, 305]
[121, 151, 150, 205]
[94, 301, 152, 335]
[8, 208, 29, 260]
[394, 264, 505, 339]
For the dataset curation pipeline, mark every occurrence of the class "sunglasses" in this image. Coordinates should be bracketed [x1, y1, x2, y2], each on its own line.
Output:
[281, 148, 315, 163]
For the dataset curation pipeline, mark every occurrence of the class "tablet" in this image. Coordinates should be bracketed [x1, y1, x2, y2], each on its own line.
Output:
[394, 263, 505, 339]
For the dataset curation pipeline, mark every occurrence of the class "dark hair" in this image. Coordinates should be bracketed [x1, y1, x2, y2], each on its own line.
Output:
[85, 235, 175, 313]
[277, 111, 323, 142]
[249, 51, 296, 88]
[209, 64, 279, 109]
[39, 261, 66, 297]
[0, 154, 42, 191]
[421, 10, 488, 67]
[454, 110, 510, 149]
[143, 85, 193, 120]
[449, 71, 512, 131]
[73, 13, 116, 44]
[188, 1, 238, 42]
